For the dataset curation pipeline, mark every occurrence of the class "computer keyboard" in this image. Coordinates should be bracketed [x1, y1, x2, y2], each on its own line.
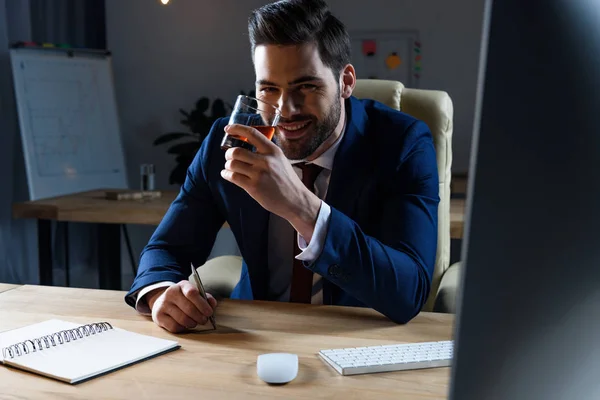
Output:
[319, 340, 453, 376]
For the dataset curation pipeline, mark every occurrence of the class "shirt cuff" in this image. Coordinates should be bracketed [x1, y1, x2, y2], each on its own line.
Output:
[134, 281, 176, 315]
[296, 201, 331, 262]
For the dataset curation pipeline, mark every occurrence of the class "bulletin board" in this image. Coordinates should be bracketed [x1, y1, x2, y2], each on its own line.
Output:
[350, 30, 422, 88]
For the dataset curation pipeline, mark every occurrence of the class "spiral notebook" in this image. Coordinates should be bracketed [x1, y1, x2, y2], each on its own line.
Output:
[0, 319, 180, 384]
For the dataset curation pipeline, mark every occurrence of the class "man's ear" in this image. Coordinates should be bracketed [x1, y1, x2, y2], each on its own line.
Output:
[340, 64, 356, 99]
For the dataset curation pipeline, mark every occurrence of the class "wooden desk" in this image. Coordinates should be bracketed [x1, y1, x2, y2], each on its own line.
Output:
[0, 283, 20, 294]
[13, 189, 180, 290]
[0, 285, 454, 399]
[12, 189, 178, 226]
[13, 189, 466, 290]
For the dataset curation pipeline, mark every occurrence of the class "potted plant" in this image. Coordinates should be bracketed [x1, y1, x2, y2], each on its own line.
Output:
[153, 91, 255, 185]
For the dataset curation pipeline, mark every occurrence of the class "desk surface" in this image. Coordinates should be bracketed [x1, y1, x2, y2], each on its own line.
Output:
[12, 189, 179, 226]
[0, 285, 454, 399]
[13, 189, 466, 238]
[0, 283, 20, 294]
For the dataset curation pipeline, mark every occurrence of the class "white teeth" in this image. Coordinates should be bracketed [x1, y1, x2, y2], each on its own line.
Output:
[282, 121, 310, 131]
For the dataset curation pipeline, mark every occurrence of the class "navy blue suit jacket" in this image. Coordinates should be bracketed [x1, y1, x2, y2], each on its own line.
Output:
[126, 96, 439, 323]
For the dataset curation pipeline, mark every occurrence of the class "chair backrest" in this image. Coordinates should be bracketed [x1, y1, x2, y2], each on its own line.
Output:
[352, 79, 453, 311]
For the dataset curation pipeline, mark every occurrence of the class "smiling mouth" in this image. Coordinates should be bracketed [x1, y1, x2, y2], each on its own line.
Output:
[278, 120, 312, 139]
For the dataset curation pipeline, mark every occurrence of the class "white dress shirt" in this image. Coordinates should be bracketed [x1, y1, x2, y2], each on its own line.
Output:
[134, 126, 345, 314]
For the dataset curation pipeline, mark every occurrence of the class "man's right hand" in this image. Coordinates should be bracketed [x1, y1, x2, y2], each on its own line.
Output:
[146, 281, 217, 333]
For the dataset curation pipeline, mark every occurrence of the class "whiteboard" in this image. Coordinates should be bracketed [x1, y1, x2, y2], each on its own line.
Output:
[10, 48, 128, 200]
[350, 30, 421, 88]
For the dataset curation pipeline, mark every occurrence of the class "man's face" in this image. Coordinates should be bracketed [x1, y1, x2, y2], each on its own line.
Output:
[254, 43, 343, 160]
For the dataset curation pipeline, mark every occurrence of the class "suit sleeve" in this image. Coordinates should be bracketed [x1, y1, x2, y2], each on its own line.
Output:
[310, 121, 439, 323]
[124, 120, 227, 308]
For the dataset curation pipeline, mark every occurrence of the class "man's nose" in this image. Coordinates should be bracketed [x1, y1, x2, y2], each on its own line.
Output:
[278, 91, 302, 119]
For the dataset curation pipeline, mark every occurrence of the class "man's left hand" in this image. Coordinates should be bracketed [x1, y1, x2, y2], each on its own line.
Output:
[220, 124, 321, 242]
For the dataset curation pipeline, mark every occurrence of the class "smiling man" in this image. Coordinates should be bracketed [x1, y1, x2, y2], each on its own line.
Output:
[125, 0, 440, 333]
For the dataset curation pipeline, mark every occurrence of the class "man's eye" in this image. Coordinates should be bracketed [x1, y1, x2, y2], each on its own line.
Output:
[299, 84, 317, 90]
[260, 87, 278, 93]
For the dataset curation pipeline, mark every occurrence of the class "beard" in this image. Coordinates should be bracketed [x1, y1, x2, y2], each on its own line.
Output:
[273, 94, 342, 160]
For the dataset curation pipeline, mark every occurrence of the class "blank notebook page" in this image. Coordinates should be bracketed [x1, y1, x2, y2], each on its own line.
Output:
[0, 320, 179, 384]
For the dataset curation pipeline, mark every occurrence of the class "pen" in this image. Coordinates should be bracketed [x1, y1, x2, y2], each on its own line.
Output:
[190, 263, 217, 330]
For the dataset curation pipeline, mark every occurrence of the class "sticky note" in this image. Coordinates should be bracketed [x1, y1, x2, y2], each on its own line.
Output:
[362, 40, 377, 56]
[385, 52, 402, 70]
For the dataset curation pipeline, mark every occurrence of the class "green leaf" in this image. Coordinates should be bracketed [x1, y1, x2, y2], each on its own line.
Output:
[153, 132, 194, 145]
[189, 114, 212, 135]
[167, 141, 200, 156]
[169, 162, 189, 186]
[175, 154, 194, 164]
[189, 109, 205, 125]
[195, 97, 209, 113]
[211, 99, 228, 118]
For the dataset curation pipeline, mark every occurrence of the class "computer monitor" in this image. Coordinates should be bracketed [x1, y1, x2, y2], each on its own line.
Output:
[450, 1, 600, 399]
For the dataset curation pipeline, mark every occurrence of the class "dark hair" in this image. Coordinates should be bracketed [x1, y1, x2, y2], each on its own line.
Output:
[248, 0, 351, 77]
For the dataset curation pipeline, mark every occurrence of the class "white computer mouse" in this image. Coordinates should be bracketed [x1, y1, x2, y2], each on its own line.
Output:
[256, 353, 298, 384]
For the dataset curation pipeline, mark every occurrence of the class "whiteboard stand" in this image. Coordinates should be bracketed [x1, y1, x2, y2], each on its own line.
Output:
[9, 46, 129, 290]
[10, 46, 128, 201]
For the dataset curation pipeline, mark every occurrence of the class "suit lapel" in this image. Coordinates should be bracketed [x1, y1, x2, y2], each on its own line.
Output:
[325, 97, 371, 215]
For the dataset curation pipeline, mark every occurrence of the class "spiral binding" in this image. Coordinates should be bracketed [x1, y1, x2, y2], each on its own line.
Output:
[1, 322, 113, 360]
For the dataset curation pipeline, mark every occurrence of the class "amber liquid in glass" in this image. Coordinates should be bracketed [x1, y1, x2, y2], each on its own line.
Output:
[221, 126, 276, 150]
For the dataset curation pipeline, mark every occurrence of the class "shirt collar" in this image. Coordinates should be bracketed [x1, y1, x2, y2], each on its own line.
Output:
[290, 111, 347, 171]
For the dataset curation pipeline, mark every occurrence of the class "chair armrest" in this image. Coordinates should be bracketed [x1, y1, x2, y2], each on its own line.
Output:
[189, 256, 243, 299]
[433, 262, 462, 313]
